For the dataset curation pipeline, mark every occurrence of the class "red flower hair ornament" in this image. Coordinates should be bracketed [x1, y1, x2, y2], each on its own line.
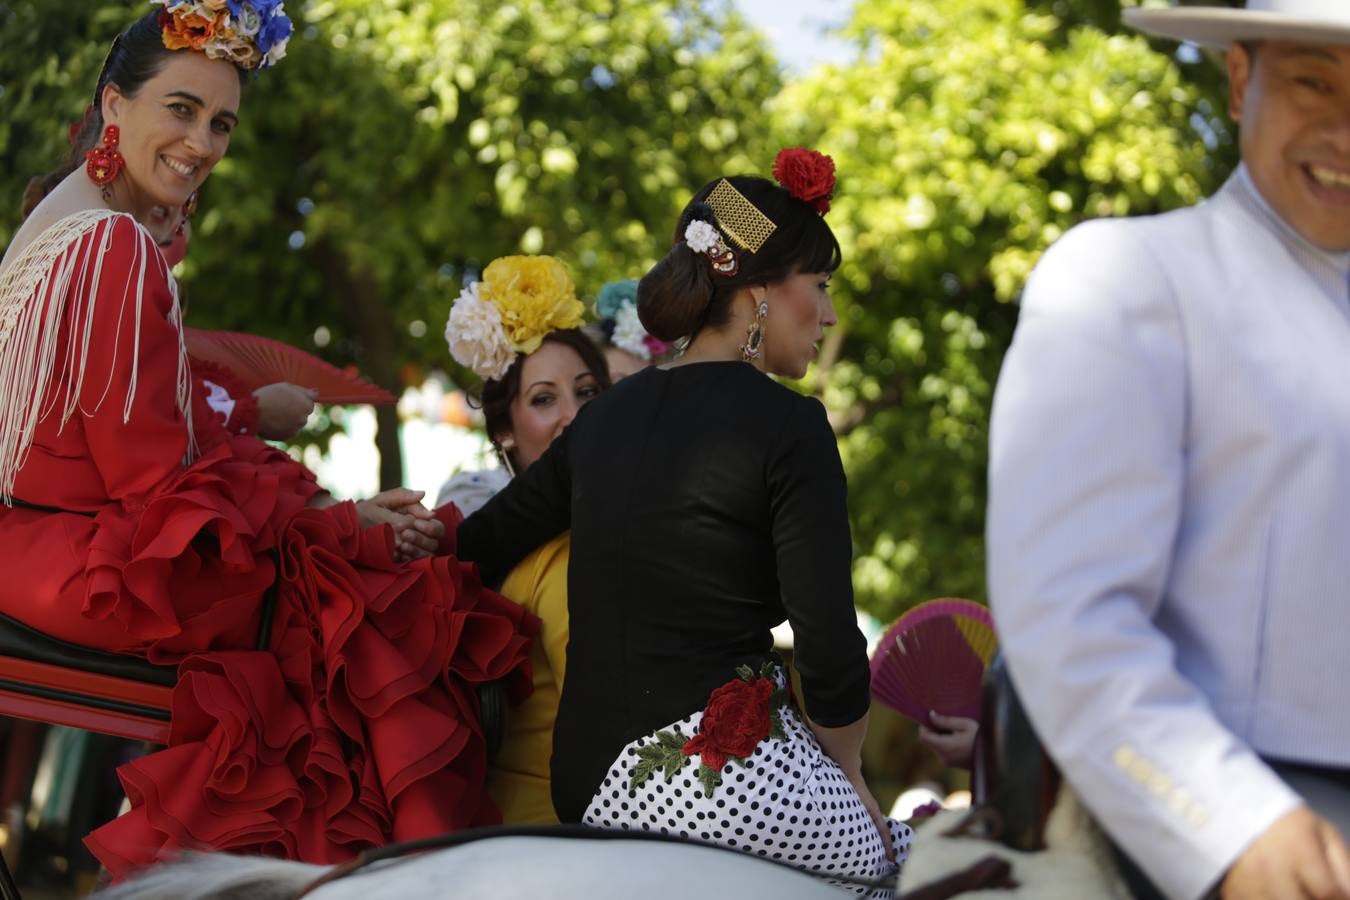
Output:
[773, 147, 836, 215]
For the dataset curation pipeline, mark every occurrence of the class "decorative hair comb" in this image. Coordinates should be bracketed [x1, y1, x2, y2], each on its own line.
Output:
[682, 179, 778, 277]
[705, 179, 777, 252]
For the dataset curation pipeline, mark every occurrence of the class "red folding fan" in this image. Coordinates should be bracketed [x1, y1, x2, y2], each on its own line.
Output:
[184, 328, 396, 405]
[870, 598, 998, 724]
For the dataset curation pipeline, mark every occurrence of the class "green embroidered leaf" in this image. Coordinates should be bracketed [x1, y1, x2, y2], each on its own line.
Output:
[736, 664, 755, 682]
[635, 743, 666, 762]
[769, 707, 786, 742]
[632, 757, 657, 789]
[760, 660, 777, 681]
[632, 733, 690, 788]
[697, 763, 722, 798]
[656, 729, 685, 750]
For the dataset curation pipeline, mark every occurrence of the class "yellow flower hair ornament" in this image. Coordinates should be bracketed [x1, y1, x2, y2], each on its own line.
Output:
[444, 255, 585, 382]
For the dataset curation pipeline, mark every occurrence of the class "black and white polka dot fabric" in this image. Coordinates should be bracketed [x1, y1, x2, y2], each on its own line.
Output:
[583, 696, 912, 898]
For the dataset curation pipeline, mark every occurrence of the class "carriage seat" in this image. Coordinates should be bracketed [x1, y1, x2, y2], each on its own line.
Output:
[0, 609, 508, 754]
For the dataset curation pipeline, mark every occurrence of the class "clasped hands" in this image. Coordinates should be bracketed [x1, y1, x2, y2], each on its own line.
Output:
[309, 488, 446, 562]
[354, 488, 445, 562]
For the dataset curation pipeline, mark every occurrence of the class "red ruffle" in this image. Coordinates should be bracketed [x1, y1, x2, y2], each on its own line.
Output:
[82, 439, 318, 658]
[81, 450, 537, 875]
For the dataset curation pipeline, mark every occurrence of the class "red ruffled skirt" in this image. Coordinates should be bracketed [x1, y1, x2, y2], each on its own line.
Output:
[9, 442, 539, 876]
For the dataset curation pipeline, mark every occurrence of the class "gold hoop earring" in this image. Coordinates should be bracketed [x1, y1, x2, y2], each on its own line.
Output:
[741, 299, 768, 363]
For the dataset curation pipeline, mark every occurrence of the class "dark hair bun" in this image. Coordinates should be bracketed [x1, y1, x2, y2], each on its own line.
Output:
[637, 243, 715, 342]
[638, 173, 842, 345]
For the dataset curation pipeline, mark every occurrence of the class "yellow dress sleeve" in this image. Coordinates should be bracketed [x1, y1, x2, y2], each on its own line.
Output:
[489, 533, 571, 824]
[532, 538, 569, 687]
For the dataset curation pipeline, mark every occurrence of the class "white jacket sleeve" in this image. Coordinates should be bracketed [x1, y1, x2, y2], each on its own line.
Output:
[986, 220, 1301, 900]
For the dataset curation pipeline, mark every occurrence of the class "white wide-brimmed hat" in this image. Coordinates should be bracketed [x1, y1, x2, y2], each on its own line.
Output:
[1124, 0, 1350, 49]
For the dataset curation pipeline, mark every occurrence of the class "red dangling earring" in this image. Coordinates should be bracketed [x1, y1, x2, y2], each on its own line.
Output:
[85, 125, 125, 196]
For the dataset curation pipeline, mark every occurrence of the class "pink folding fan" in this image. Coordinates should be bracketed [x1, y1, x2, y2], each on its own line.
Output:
[184, 328, 396, 405]
[870, 598, 998, 724]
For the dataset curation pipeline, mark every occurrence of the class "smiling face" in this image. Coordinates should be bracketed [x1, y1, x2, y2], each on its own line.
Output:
[102, 51, 240, 215]
[1229, 41, 1350, 251]
[759, 270, 837, 380]
[498, 340, 604, 472]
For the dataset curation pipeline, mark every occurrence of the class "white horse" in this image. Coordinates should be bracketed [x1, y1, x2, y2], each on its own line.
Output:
[898, 786, 1132, 899]
[91, 827, 1014, 900]
[92, 830, 893, 900]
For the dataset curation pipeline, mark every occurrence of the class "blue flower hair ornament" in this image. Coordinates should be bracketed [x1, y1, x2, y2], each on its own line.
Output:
[593, 279, 669, 361]
[153, 0, 293, 71]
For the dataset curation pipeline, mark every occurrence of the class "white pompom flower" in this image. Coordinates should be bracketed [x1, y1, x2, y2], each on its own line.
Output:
[684, 220, 721, 254]
[234, 3, 262, 36]
[445, 282, 517, 382]
[610, 301, 652, 361]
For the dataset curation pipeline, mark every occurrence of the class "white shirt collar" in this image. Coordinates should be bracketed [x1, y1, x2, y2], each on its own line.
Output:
[1234, 163, 1350, 275]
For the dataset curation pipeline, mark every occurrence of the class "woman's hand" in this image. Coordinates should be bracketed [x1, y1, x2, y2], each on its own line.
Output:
[838, 762, 896, 862]
[253, 383, 318, 441]
[809, 711, 895, 861]
[918, 711, 979, 769]
[354, 488, 445, 561]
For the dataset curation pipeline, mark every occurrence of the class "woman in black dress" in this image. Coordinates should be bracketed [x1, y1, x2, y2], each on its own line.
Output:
[458, 149, 908, 896]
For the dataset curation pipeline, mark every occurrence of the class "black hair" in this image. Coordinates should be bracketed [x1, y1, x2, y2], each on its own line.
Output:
[479, 329, 612, 472]
[637, 175, 842, 343]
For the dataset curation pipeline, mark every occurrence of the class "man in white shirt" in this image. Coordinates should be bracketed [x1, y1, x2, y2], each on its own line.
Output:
[986, 2, 1350, 898]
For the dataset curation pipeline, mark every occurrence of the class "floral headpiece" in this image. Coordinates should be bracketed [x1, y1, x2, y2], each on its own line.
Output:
[595, 279, 670, 361]
[684, 218, 740, 277]
[773, 147, 836, 215]
[152, 0, 293, 71]
[682, 148, 836, 276]
[683, 179, 778, 278]
[445, 255, 586, 382]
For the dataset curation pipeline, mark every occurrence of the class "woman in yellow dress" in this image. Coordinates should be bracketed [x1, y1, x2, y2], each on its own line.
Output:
[443, 255, 611, 822]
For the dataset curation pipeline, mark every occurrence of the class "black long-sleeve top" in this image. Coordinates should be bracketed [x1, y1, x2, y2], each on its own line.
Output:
[457, 361, 870, 822]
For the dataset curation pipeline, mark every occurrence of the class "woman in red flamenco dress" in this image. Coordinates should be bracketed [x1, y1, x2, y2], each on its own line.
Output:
[0, 6, 535, 878]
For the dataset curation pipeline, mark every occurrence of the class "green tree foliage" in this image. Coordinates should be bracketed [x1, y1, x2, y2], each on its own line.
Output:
[1, 0, 780, 486]
[777, 0, 1235, 620]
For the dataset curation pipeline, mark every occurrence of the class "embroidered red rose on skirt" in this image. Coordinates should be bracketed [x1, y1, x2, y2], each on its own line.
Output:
[773, 148, 836, 215]
[682, 676, 774, 771]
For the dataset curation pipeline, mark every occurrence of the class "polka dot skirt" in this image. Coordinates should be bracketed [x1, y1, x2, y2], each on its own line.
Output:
[583, 692, 912, 898]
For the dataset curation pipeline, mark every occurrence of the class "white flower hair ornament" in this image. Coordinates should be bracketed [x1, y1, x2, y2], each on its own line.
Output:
[444, 255, 587, 382]
[683, 219, 739, 276]
[684, 220, 720, 254]
[611, 302, 653, 360]
[152, 0, 293, 71]
[445, 282, 516, 382]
